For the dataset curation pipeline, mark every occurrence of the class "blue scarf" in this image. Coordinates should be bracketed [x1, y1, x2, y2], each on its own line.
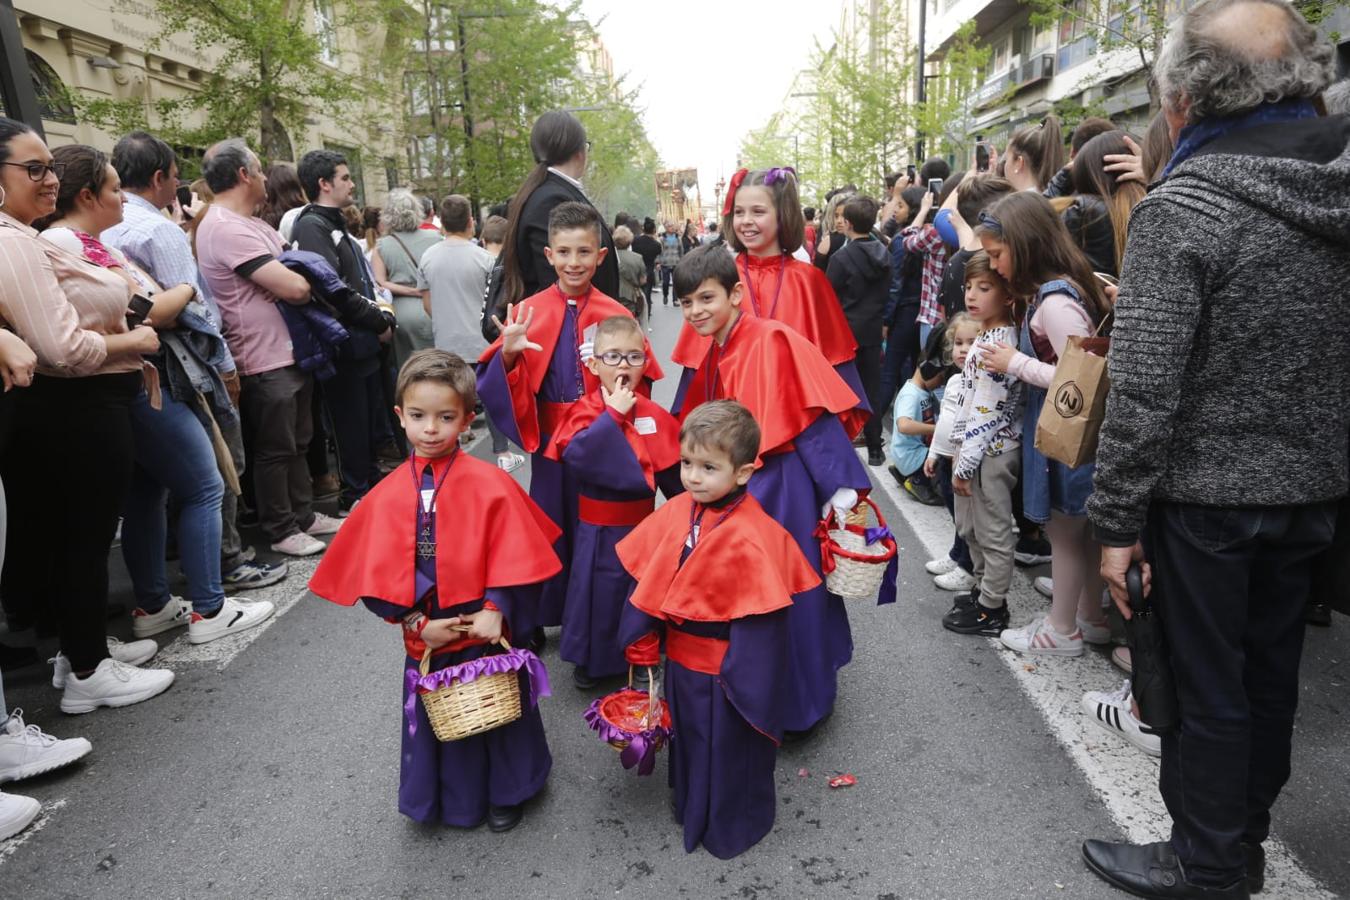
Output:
[1162, 99, 1318, 178]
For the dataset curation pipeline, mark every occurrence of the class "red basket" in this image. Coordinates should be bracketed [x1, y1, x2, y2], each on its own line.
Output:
[583, 668, 671, 775]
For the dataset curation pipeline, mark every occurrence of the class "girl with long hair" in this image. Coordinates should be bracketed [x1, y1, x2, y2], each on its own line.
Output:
[1001, 115, 1067, 192]
[974, 191, 1112, 659]
[1072, 131, 1149, 274]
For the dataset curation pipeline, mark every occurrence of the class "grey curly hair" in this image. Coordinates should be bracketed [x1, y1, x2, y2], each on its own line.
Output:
[382, 188, 424, 234]
[1154, 0, 1335, 123]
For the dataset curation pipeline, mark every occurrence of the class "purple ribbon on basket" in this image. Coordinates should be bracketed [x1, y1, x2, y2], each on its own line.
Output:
[583, 697, 670, 777]
[863, 525, 899, 606]
[403, 648, 552, 738]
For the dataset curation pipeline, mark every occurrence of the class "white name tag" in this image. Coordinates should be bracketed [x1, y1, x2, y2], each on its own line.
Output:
[634, 416, 657, 435]
[420, 489, 436, 514]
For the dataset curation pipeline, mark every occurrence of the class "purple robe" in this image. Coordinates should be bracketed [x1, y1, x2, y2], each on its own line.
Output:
[619, 604, 790, 859]
[477, 312, 585, 626]
[558, 411, 682, 678]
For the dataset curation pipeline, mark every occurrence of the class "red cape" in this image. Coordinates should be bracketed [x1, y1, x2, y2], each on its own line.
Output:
[616, 493, 818, 622]
[478, 285, 665, 393]
[308, 454, 562, 610]
[542, 391, 682, 492]
[679, 315, 859, 460]
[671, 253, 856, 367]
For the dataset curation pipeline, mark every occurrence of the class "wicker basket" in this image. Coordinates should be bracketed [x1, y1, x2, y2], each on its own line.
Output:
[583, 668, 671, 775]
[821, 497, 898, 601]
[419, 641, 523, 742]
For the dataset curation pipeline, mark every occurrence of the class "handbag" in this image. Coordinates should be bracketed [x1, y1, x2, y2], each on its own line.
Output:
[1124, 563, 1179, 733]
[1034, 316, 1111, 468]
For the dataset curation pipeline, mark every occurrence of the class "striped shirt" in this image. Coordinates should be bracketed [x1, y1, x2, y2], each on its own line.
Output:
[902, 224, 949, 327]
[0, 211, 138, 378]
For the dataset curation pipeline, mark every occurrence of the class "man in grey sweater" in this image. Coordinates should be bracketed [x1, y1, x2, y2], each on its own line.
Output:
[1082, 1, 1350, 897]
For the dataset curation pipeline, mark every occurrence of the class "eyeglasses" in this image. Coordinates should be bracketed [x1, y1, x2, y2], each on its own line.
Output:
[1, 161, 65, 182]
[596, 350, 646, 367]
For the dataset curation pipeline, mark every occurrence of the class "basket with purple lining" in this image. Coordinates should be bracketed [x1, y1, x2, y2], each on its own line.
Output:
[407, 633, 551, 742]
[583, 667, 671, 775]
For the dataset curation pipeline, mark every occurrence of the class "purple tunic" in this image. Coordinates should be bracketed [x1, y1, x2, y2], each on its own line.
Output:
[619, 604, 790, 859]
[558, 411, 681, 678]
[477, 306, 585, 626]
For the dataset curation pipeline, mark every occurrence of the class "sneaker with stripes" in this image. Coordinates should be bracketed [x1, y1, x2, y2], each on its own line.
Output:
[1080, 680, 1161, 757]
[998, 615, 1084, 657]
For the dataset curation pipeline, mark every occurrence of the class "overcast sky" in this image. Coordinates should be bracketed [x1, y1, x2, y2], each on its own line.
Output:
[577, 0, 845, 211]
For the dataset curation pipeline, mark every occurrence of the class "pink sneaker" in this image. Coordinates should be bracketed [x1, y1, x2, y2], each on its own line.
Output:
[998, 615, 1084, 657]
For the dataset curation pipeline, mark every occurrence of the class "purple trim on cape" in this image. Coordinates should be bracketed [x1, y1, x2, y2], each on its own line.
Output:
[403, 647, 551, 738]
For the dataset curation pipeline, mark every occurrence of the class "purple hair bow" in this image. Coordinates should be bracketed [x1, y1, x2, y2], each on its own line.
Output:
[763, 166, 797, 187]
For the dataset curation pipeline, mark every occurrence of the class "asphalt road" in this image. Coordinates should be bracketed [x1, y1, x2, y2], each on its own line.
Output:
[2, 299, 1346, 899]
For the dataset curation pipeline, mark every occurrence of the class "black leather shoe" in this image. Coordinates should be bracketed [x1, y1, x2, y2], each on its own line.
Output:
[1082, 840, 1250, 899]
[1304, 600, 1332, 627]
[524, 627, 547, 654]
[1242, 843, 1265, 894]
[572, 665, 598, 690]
[487, 803, 523, 833]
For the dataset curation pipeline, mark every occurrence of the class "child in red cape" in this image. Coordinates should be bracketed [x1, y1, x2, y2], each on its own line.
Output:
[478, 202, 663, 645]
[671, 245, 879, 738]
[618, 400, 818, 859]
[309, 350, 560, 833]
[543, 315, 682, 690]
[668, 167, 867, 437]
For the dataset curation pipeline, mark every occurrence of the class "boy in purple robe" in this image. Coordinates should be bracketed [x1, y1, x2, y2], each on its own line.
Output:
[478, 203, 662, 643]
[310, 351, 561, 832]
[670, 246, 875, 738]
[542, 316, 683, 689]
[617, 401, 819, 859]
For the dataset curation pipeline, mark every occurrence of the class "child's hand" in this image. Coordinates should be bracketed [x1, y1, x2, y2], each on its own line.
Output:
[602, 379, 637, 415]
[421, 618, 465, 649]
[458, 608, 504, 643]
[491, 303, 543, 366]
[952, 475, 972, 497]
[974, 340, 1017, 375]
[923, 455, 938, 479]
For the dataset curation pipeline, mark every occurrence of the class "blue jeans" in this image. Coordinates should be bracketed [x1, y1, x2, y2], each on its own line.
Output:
[122, 390, 225, 615]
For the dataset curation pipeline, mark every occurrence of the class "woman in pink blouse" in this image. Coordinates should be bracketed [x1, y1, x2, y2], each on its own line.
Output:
[0, 119, 173, 715]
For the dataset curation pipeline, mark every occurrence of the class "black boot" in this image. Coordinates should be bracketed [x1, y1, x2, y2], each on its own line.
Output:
[1082, 840, 1250, 899]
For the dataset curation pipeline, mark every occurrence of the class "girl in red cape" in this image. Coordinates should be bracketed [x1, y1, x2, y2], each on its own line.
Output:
[668, 167, 868, 438]
[309, 351, 561, 833]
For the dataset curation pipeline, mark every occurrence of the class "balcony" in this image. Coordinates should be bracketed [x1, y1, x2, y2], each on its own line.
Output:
[974, 51, 1055, 110]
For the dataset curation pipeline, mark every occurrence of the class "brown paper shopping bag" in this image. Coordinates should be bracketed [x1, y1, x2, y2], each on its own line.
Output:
[1034, 334, 1110, 468]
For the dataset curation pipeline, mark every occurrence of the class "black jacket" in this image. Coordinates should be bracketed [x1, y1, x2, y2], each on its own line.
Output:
[514, 172, 620, 299]
[290, 205, 391, 362]
[1061, 194, 1117, 276]
[826, 236, 891, 347]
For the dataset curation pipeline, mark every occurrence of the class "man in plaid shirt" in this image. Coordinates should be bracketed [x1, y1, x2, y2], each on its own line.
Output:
[902, 187, 948, 347]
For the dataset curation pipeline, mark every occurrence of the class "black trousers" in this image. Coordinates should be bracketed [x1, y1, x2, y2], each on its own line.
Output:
[1143, 501, 1335, 887]
[854, 344, 884, 453]
[0, 372, 139, 671]
[880, 303, 920, 420]
[323, 358, 385, 508]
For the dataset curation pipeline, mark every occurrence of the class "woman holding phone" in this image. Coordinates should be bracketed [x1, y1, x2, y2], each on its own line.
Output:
[0, 124, 176, 714]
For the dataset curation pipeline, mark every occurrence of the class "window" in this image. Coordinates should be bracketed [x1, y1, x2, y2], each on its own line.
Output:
[404, 71, 431, 116]
[314, 0, 339, 66]
[410, 134, 451, 181]
[418, 6, 456, 53]
[1057, 0, 1097, 70]
[385, 157, 400, 191]
[25, 52, 76, 125]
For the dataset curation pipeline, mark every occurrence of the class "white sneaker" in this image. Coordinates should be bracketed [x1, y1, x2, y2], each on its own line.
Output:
[305, 513, 343, 536]
[271, 532, 327, 557]
[998, 615, 1084, 657]
[497, 452, 525, 474]
[0, 791, 40, 841]
[132, 596, 192, 638]
[0, 710, 92, 782]
[59, 658, 175, 715]
[934, 567, 977, 592]
[1034, 576, 1054, 598]
[1077, 617, 1112, 645]
[188, 596, 276, 645]
[50, 637, 159, 689]
[1081, 679, 1161, 757]
[925, 557, 958, 576]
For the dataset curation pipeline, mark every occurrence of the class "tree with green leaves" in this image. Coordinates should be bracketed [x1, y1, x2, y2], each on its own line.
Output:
[914, 21, 990, 160]
[79, 0, 403, 162]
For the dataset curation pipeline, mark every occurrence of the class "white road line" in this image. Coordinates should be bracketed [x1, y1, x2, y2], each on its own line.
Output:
[0, 797, 66, 867]
[865, 451, 1336, 899]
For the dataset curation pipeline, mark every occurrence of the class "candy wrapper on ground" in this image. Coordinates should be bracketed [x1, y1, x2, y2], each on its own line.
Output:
[828, 773, 857, 788]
